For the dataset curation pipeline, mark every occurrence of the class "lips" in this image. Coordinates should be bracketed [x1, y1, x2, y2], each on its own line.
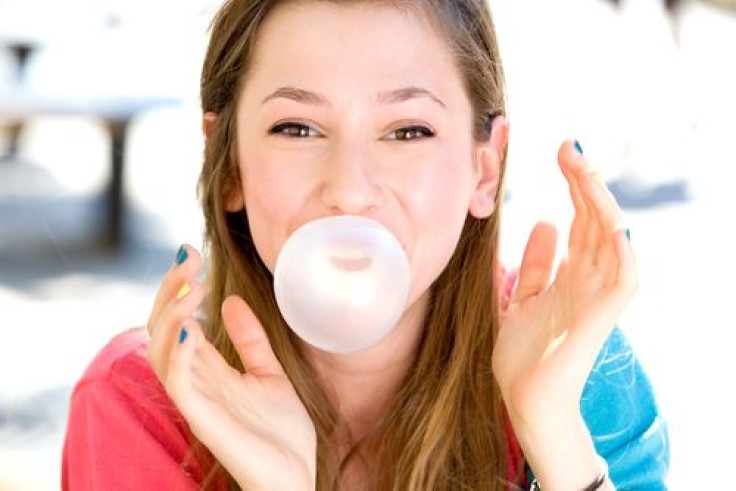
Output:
[328, 255, 373, 272]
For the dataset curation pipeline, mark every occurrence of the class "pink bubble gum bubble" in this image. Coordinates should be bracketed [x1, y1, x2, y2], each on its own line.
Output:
[274, 215, 411, 354]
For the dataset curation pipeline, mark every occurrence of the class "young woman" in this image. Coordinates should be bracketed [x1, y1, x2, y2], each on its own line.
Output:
[62, 0, 669, 489]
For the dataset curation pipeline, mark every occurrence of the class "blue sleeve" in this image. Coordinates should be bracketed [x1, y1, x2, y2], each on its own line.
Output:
[580, 328, 670, 490]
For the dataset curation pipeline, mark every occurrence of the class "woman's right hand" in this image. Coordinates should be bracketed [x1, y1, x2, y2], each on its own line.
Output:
[146, 245, 317, 491]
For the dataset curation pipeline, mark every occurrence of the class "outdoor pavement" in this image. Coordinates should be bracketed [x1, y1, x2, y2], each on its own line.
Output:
[1, 0, 735, 489]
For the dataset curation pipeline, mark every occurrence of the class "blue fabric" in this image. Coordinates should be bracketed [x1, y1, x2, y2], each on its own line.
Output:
[528, 328, 670, 489]
[582, 328, 670, 489]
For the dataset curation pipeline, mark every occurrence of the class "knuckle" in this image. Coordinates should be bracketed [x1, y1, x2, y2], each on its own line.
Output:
[165, 356, 183, 396]
[146, 343, 166, 380]
[616, 269, 638, 299]
[169, 301, 196, 327]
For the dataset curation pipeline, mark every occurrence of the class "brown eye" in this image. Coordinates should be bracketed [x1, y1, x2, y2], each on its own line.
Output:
[389, 126, 435, 141]
[270, 122, 320, 138]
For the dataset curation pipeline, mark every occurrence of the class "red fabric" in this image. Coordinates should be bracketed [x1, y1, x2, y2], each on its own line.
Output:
[499, 264, 527, 488]
[62, 328, 206, 490]
[63, 328, 525, 488]
[505, 417, 527, 488]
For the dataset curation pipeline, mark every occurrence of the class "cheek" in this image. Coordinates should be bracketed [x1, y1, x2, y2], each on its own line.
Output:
[399, 144, 476, 230]
[399, 152, 476, 302]
[240, 157, 305, 272]
[404, 211, 466, 308]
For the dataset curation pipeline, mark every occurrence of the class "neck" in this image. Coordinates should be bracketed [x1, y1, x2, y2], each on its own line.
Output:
[300, 293, 427, 445]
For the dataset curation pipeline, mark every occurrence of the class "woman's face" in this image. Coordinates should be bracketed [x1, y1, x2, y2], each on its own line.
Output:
[232, 0, 498, 309]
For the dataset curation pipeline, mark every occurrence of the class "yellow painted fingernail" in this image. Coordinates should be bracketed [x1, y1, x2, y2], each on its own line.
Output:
[176, 282, 192, 300]
[585, 169, 605, 187]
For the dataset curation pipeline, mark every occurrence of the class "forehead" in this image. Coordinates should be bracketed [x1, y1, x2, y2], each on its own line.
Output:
[243, 0, 466, 102]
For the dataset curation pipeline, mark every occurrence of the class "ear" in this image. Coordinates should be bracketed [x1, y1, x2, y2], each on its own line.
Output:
[202, 111, 217, 139]
[203, 111, 245, 212]
[469, 115, 508, 219]
[224, 178, 245, 212]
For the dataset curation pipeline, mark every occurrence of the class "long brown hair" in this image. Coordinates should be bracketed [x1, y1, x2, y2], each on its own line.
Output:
[196, 0, 511, 488]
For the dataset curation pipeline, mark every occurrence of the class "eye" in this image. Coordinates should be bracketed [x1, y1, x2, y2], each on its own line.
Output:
[269, 122, 321, 138]
[387, 125, 435, 141]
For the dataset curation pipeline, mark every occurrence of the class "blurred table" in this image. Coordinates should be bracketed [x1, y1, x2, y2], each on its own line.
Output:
[0, 93, 181, 246]
[0, 38, 37, 159]
[1, 4, 191, 247]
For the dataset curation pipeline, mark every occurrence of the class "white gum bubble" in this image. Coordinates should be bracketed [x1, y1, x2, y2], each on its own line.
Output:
[274, 215, 411, 354]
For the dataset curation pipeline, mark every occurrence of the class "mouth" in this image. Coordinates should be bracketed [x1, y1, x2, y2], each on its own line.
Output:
[328, 255, 373, 272]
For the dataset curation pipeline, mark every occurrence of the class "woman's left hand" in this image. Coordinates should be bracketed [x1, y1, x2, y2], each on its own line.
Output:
[492, 140, 638, 432]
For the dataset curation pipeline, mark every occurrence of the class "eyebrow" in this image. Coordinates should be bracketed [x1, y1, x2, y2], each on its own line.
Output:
[261, 87, 330, 106]
[377, 87, 446, 109]
[261, 86, 446, 109]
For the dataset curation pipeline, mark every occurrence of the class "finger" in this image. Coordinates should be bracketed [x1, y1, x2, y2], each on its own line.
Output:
[512, 221, 558, 304]
[166, 319, 229, 414]
[562, 231, 636, 366]
[584, 171, 623, 241]
[611, 226, 638, 304]
[578, 170, 625, 278]
[222, 295, 286, 377]
[166, 320, 280, 485]
[164, 319, 203, 408]
[147, 245, 203, 336]
[165, 321, 242, 442]
[191, 334, 242, 396]
[565, 145, 608, 253]
[557, 141, 589, 254]
[148, 280, 206, 380]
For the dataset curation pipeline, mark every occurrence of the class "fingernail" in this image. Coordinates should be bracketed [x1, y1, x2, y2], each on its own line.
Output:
[176, 282, 192, 300]
[179, 327, 188, 344]
[574, 140, 584, 155]
[615, 225, 631, 242]
[592, 171, 605, 187]
[175, 245, 188, 266]
[584, 168, 605, 187]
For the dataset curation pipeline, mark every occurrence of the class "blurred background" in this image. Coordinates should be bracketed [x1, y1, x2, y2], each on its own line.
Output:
[1, 0, 734, 488]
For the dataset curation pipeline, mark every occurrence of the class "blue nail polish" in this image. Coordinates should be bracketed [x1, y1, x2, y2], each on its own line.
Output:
[175, 246, 188, 266]
[574, 140, 584, 155]
[625, 228, 631, 242]
[179, 327, 188, 344]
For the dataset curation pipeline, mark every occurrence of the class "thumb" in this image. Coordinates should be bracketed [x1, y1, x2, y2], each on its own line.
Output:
[512, 221, 558, 303]
[221, 295, 285, 377]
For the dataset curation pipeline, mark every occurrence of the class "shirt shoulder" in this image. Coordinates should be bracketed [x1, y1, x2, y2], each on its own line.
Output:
[74, 326, 185, 426]
[74, 327, 166, 401]
[63, 328, 205, 490]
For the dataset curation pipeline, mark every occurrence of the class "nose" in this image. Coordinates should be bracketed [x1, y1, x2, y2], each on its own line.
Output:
[320, 141, 381, 215]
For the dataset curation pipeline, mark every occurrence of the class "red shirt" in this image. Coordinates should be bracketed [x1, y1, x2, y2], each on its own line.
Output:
[62, 328, 524, 489]
[62, 328, 205, 490]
